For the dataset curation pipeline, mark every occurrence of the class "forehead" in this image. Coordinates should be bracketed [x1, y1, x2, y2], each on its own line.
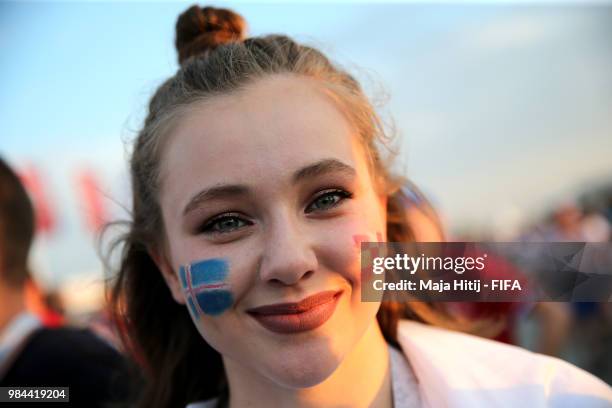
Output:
[159, 74, 367, 209]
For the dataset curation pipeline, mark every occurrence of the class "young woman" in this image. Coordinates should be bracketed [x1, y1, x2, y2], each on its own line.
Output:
[109, 5, 612, 408]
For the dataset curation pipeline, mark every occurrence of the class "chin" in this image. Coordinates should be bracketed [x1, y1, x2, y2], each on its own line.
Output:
[263, 345, 343, 388]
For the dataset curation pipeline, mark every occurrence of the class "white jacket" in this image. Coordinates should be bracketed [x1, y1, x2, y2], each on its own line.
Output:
[397, 320, 612, 407]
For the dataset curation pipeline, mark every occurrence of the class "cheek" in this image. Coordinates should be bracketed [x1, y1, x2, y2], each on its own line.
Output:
[318, 219, 385, 288]
[179, 258, 235, 317]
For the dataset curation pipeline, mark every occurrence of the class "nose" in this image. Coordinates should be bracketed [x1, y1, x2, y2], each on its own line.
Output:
[258, 209, 318, 286]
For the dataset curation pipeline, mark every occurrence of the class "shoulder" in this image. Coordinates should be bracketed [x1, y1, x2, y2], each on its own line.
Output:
[2, 327, 131, 404]
[397, 320, 612, 407]
[18, 326, 124, 365]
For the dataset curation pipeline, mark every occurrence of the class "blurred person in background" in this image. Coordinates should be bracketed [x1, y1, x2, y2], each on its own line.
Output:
[0, 157, 132, 406]
[514, 202, 581, 356]
[519, 199, 612, 381]
[473, 200, 608, 360]
[535, 200, 610, 243]
[561, 204, 611, 384]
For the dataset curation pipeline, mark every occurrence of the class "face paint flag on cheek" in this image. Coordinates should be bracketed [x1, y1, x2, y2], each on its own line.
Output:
[179, 258, 234, 317]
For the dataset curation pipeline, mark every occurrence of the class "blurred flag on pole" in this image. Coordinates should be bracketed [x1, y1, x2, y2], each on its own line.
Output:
[76, 168, 107, 233]
[18, 164, 57, 235]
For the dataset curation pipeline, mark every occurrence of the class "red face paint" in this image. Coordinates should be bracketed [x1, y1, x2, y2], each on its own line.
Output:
[352, 234, 370, 248]
[353, 232, 385, 284]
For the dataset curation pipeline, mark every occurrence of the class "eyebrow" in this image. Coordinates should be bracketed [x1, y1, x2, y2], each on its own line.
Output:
[183, 184, 249, 216]
[292, 158, 356, 184]
[182, 158, 356, 216]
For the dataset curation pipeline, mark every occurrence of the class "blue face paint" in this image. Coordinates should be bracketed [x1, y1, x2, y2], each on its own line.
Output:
[186, 297, 199, 316]
[190, 258, 228, 285]
[180, 258, 234, 317]
[194, 291, 234, 316]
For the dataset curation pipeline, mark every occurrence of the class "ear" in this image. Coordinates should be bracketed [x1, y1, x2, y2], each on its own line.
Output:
[149, 245, 186, 305]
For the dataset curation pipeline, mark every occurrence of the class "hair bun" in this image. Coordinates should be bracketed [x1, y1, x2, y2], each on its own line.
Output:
[175, 5, 247, 64]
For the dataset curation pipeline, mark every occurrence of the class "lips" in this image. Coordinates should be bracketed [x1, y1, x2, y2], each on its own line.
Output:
[247, 290, 342, 334]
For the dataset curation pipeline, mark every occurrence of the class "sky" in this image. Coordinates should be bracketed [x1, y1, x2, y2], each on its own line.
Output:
[1, 1, 611, 290]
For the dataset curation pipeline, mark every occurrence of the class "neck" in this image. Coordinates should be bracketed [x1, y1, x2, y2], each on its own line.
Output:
[0, 280, 26, 334]
[224, 320, 392, 408]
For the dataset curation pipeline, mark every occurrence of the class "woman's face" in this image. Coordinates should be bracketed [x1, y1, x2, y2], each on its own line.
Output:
[155, 74, 387, 388]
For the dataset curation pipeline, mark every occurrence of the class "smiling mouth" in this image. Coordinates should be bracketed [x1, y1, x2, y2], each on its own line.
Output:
[246, 290, 343, 334]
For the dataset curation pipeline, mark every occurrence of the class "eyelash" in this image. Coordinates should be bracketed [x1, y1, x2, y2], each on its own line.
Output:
[305, 188, 353, 214]
[198, 212, 250, 235]
[198, 188, 353, 235]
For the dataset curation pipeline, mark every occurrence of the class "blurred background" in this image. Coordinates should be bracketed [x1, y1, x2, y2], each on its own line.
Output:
[1, 0, 611, 382]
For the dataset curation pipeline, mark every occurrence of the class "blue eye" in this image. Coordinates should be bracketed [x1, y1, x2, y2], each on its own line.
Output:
[306, 189, 352, 213]
[200, 214, 251, 234]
